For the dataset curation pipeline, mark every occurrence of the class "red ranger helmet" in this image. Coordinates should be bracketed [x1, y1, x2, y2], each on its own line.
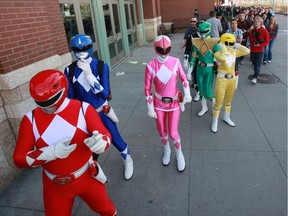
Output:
[154, 35, 172, 57]
[29, 69, 68, 114]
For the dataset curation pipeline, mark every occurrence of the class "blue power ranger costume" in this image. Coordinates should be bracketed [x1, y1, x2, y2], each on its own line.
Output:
[64, 34, 133, 180]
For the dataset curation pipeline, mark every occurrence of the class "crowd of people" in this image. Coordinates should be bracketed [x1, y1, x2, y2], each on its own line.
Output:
[177, 5, 279, 132]
[181, 6, 278, 85]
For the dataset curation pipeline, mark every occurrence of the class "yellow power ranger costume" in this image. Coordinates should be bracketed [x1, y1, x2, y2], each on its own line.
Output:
[211, 33, 250, 133]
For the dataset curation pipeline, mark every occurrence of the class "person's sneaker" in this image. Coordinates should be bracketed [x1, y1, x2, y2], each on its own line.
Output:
[251, 78, 257, 84]
[267, 60, 271, 63]
[263, 61, 267, 64]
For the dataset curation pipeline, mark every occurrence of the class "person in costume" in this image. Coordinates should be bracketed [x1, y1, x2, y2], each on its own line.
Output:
[13, 70, 117, 216]
[187, 21, 220, 117]
[144, 35, 192, 172]
[211, 33, 250, 133]
[64, 34, 133, 180]
[178, 17, 200, 101]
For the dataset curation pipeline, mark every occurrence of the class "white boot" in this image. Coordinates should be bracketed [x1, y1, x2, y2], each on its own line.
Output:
[121, 148, 134, 180]
[173, 140, 185, 172]
[223, 106, 235, 127]
[211, 110, 220, 133]
[198, 97, 208, 117]
[194, 91, 200, 102]
[211, 98, 215, 113]
[161, 136, 171, 165]
[162, 144, 171, 166]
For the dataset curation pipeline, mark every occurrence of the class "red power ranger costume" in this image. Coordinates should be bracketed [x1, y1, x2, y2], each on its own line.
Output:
[13, 70, 116, 216]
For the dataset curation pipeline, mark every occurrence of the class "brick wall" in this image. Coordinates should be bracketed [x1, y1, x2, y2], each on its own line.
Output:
[143, 0, 157, 19]
[0, 0, 71, 194]
[0, 0, 69, 74]
[160, 0, 214, 28]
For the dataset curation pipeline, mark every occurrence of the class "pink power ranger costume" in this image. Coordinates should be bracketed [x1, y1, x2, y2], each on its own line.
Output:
[144, 35, 192, 171]
[13, 70, 116, 216]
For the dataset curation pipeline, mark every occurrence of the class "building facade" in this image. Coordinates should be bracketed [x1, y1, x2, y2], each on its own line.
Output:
[0, 0, 213, 192]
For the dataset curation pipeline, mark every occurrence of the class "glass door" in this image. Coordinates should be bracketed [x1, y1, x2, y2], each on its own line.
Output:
[124, 1, 138, 51]
[102, 0, 125, 66]
[59, 0, 100, 59]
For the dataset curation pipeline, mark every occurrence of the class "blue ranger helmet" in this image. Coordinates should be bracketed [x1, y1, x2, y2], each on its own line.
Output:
[70, 34, 93, 60]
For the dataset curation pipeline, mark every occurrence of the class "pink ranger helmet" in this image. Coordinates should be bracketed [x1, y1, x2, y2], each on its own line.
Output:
[154, 35, 172, 58]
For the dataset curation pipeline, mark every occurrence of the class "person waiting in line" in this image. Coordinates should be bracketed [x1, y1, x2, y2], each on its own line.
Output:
[260, 12, 269, 28]
[237, 12, 252, 65]
[216, 12, 229, 36]
[263, 16, 278, 64]
[206, 11, 222, 38]
[247, 12, 255, 25]
[267, 7, 274, 20]
[226, 19, 243, 79]
[64, 34, 134, 180]
[248, 16, 270, 84]
[178, 17, 200, 101]
[194, 9, 200, 19]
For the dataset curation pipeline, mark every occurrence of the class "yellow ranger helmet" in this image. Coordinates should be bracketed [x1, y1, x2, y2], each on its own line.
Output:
[220, 33, 236, 47]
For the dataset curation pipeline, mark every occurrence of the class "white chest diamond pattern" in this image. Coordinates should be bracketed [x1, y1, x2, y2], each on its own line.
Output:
[156, 65, 172, 85]
[41, 115, 77, 146]
[75, 72, 91, 92]
[226, 52, 236, 67]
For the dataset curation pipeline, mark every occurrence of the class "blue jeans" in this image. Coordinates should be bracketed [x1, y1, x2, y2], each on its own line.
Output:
[251, 52, 264, 78]
[263, 38, 276, 62]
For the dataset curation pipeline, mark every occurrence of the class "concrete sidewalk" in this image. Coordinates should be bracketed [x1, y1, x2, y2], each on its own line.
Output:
[0, 15, 287, 216]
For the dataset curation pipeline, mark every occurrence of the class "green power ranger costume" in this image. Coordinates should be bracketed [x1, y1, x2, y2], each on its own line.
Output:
[187, 22, 220, 117]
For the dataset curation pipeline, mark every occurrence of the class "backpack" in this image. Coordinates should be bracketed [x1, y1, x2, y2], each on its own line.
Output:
[68, 60, 112, 101]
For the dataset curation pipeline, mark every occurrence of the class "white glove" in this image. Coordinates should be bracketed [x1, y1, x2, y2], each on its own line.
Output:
[183, 54, 189, 70]
[84, 130, 110, 154]
[219, 43, 226, 50]
[77, 59, 93, 76]
[187, 65, 193, 81]
[234, 43, 241, 49]
[183, 81, 192, 103]
[77, 59, 103, 93]
[146, 96, 157, 119]
[184, 94, 192, 103]
[235, 72, 239, 90]
[37, 139, 77, 162]
[234, 43, 249, 53]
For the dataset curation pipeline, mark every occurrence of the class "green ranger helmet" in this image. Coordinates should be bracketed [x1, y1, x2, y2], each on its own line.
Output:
[198, 21, 212, 39]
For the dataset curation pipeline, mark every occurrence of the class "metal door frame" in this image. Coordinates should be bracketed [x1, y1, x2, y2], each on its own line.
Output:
[102, 0, 125, 66]
[59, 0, 101, 60]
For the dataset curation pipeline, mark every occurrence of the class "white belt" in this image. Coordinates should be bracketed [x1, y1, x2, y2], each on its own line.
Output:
[154, 92, 178, 101]
[44, 157, 92, 181]
[217, 72, 234, 79]
[198, 61, 214, 67]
